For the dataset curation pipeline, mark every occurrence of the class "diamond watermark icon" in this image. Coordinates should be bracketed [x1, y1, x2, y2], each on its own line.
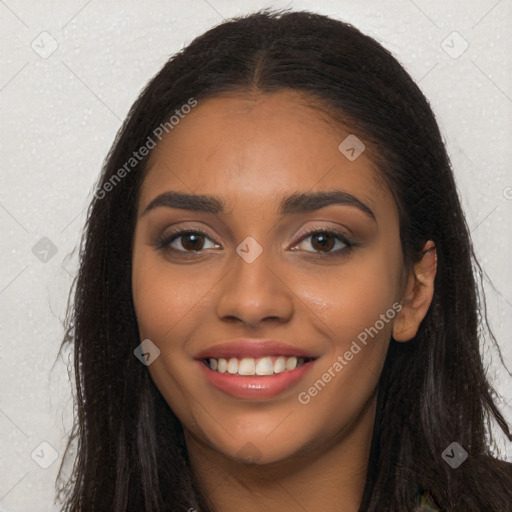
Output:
[236, 236, 263, 263]
[237, 442, 263, 463]
[442, 442, 468, 468]
[441, 31, 468, 59]
[31, 31, 59, 59]
[32, 237, 58, 263]
[338, 134, 365, 161]
[134, 339, 161, 366]
[31, 441, 59, 469]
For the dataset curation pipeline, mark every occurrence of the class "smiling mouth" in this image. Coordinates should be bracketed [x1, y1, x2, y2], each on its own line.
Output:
[202, 355, 316, 376]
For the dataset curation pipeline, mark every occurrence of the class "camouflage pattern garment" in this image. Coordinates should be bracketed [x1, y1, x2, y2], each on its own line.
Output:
[413, 490, 440, 511]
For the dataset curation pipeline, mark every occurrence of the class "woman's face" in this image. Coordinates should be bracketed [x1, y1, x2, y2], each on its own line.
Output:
[132, 90, 406, 464]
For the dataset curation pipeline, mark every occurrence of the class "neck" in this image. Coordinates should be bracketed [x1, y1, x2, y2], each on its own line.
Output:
[185, 395, 376, 512]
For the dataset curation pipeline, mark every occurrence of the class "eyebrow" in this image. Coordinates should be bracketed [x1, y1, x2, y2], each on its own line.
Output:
[140, 190, 376, 220]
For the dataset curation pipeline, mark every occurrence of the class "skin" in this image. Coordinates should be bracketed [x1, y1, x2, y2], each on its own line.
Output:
[131, 90, 436, 512]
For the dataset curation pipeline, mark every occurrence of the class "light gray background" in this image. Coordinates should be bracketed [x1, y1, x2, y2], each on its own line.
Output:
[1, 0, 511, 510]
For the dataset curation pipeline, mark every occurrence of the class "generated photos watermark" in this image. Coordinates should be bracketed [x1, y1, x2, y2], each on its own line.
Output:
[134, 338, 161, 366]
[298, 302, 402, 405]
[94, 97, 198, 200]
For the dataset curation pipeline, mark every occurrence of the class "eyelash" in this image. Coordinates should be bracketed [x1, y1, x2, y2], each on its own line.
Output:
[154, 226, 358, 259]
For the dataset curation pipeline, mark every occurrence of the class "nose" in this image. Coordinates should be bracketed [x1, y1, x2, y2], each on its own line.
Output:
[215, 247, 294, 329]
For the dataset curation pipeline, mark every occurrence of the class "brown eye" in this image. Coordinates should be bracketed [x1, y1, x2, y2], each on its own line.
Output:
[310, 232, 336, 252]
[180, 232, 206, 251]
[155, 230, 219, 253]
[292, 229, 354, 256]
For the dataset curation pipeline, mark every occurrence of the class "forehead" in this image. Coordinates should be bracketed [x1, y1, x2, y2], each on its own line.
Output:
[137, 90, 392, 216]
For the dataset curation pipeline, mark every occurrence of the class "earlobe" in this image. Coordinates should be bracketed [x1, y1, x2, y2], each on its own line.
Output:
[392, 240, 437, 342]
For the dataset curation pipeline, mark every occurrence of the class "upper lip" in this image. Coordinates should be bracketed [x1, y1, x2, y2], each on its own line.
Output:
[194, 339, 320, 360]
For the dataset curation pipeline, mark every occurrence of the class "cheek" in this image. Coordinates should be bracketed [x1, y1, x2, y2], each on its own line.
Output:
[131, 245, 211, 340]
[299, 279, 393, 395]
[131, 246, 221, 414]
[298, 253, 400, 346]
[294, 293, 392, 446]
[293, 250, 400, 419]
[131, 254, 201, 422]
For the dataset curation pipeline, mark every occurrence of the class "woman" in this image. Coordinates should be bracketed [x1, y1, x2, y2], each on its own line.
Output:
[57, 9, 512, 511]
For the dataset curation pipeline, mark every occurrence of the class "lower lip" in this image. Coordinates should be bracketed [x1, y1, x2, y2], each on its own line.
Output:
[197, 360, 316, 399]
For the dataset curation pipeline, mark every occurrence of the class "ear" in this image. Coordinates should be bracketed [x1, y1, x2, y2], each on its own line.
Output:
[392, 240, 437, 342]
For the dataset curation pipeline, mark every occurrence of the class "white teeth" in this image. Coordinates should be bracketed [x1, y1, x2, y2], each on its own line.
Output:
[227, 358, 238, 374]
[238, 358, 256, 375]
[217, 358, 227, 373]
[273, 356, 286, 373]
[285, 356, 297, 370]
[255, 357, 274, 375]
[207, 355, 309, 375]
